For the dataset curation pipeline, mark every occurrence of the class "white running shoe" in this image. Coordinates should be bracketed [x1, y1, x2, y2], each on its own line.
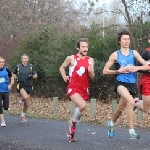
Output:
[130, 131, 140, 139]
[1, 121, 6, 127]
[20, 116, 27, 122]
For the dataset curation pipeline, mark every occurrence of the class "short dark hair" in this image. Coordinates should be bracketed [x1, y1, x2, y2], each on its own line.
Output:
[21, 54, 29, 59]
[76, 38, 88, 49]
[0, 56, 5, 61]
[117, 30, 130, 45]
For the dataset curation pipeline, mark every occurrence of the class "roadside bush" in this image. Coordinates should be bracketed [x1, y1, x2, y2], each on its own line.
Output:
[8, 25, 122, 101]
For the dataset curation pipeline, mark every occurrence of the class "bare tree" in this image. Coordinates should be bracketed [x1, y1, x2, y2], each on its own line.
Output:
[0, 0, 82, 38]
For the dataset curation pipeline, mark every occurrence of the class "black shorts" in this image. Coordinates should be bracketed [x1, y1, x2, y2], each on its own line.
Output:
[0, 92, 9, 111]
[114, 81, 138, 98]
[17, 83, 33, 94]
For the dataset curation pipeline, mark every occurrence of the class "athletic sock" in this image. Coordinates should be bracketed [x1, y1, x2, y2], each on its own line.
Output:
[21, 112, 26, 117]
[109, 120, 114, 126]
[129, 129, 135, 134]
[72, 107, 82, 122]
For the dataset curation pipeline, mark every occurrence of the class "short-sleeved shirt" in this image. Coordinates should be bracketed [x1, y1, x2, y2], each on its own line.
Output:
[12, 63, 37, 84]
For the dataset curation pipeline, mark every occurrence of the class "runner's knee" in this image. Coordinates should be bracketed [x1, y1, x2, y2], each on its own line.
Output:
[79, 103, 87, 112]
[118, 104, 126, 111]
[127, 99, 135, 106]
[143, 107, 150, 113]
[22, 95, 30, 100]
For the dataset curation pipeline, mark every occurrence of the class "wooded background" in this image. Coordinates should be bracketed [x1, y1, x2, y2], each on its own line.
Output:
[0, 0, 150, 100]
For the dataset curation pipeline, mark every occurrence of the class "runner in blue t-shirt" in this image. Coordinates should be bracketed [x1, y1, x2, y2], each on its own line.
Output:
[0, 57, 14, 127]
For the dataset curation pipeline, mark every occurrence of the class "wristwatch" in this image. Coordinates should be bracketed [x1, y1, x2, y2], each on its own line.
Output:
[116, 70, 119, 74]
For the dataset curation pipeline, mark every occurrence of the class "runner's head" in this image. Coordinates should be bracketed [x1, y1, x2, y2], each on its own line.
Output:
[117, 30, 130, 48]
[0, 57, 5, 69]
[76, 38, 89, 56]
[21, 54, 29, 65]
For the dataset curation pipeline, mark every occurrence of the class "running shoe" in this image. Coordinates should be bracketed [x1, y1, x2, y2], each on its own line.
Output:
[130, 131, 140, 139]
[20, 116, 27, 122]
[108, 120, 115, 138]
[69, 119, 76, 133]
[67, 119, 76, 142]
[67, 132, 75, 142]
[1, 121, 6, 127]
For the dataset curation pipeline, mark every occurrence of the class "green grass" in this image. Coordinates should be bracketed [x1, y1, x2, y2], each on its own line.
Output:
[4, 110, 69, 121]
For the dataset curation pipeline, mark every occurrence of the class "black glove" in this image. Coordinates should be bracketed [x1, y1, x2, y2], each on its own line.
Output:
[16, 78, 20, 82]
[29, 74, 33, 79]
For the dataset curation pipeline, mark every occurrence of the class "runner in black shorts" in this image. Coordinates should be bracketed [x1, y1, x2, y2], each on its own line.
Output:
[114, 81, 137, 98]
[0, 56, 14, 127]
[12, 54, 37, 122]
[103, 30, 148, 139]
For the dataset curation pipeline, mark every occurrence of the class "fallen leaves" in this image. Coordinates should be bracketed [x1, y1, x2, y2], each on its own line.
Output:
[8, 93, 150, 127]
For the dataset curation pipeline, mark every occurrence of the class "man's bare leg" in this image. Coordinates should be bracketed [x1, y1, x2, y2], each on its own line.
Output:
[20, 88, 30, 122]
[112, 97, 127, 123]
[109, 85, 140, 139]
[135, 95, 150, 113]
[67, 93, 87, 142]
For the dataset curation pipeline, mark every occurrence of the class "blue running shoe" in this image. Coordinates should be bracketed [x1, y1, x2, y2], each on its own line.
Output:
[108, 121, 115, 138]
[130, 131, 140, 139]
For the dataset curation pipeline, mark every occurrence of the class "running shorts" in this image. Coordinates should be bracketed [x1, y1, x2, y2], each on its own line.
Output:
[66, 87, 89, 101]
[114, 81, 138, 98]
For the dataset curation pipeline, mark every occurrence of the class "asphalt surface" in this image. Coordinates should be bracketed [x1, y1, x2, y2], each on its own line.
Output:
[0, 115, 150, 150]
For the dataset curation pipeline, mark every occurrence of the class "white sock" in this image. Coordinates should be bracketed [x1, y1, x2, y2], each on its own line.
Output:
[109, 120, 114, 126]
[21, 112, 25, 117]
[19, 99, 23, 103]
[72, 107, 82, 122]
[129, 129, 135, 134]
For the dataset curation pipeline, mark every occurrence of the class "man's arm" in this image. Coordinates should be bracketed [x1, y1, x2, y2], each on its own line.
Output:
[133, 50, 149, 71]
[103, 52, 130, 74]
[59, 56, 72, 82]
[136, 50, 150, 74]
[103, 52, 119, 74]
[30, 65, 38, 79]
[9, 75, 15, 87]
[12, 73, 17, 80]
[88, 58, 95, 80]
[6, 68, 15, 90]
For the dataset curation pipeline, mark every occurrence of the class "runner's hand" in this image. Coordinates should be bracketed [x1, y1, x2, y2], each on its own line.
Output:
[88, 65, 93, 73]
[63, 76, 69, 82]
[118, 65, 129, 73]
[126, 65, 138, 72]
[8, 85, 12, 90]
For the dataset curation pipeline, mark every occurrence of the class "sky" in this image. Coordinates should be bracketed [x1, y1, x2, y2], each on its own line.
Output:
[72, 0, 150, 26]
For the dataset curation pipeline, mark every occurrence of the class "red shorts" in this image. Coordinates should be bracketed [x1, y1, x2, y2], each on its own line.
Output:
[139, 80, 150, 96]
[66, 87, 89, 101]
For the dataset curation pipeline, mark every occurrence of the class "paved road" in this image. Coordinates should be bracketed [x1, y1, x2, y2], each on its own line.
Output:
[0, 115, 150, 150]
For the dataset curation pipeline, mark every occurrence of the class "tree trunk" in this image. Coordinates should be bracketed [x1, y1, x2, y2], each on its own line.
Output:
[121, 0, 138, 51]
